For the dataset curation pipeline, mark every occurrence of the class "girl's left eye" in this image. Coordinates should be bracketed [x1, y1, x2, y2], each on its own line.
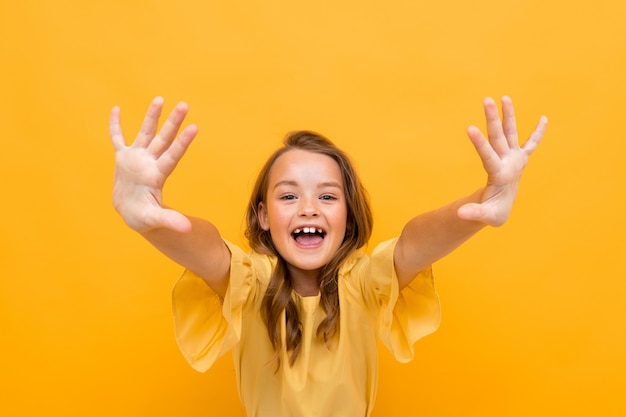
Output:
[320, 195, 336, 201]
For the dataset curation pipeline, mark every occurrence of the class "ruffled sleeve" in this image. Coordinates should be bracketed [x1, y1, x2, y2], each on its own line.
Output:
[171, 240, 254, 372]
[369, 238, 441, 363]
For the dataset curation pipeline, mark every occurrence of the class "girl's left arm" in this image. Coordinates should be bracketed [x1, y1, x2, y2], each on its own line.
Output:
[394, 96, 548, 289]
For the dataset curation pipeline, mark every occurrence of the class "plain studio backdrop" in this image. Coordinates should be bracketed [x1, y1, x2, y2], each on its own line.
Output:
[1, 1, 624, 415]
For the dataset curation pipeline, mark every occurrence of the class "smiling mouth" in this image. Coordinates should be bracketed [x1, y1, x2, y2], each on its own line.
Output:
[292, 227, 326, 246]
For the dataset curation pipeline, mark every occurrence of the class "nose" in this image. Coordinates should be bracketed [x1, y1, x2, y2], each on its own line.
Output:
[299, 197, 319, 217]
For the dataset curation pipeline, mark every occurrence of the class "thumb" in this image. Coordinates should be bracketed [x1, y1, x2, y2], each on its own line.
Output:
[457, 203, 487, 223]
[151, 208, 193, 233]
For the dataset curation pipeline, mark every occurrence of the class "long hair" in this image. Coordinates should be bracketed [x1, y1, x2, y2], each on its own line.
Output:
[245, 131, 373, 369]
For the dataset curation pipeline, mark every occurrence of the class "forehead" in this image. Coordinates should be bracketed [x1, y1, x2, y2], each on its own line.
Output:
[268, 149, 344, 187]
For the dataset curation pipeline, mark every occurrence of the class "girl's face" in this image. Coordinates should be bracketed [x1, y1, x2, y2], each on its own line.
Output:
[258, 149, 348, 279]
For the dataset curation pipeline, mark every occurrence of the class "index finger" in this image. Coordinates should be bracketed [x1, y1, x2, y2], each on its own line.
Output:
[109, 106, 126, 151]
[521, 115, 548, 155]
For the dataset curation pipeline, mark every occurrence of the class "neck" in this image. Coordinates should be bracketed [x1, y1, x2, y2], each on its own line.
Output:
[287, 265, 321, 297]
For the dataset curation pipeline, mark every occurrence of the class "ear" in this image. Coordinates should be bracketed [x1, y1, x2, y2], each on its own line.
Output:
[257, 202, 270, 231]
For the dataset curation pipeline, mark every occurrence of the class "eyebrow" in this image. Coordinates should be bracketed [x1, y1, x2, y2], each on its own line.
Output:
[273, 180, 343, 190]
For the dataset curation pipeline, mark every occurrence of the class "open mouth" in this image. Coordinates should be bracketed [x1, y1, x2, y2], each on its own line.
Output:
[292, 227, 326, 246]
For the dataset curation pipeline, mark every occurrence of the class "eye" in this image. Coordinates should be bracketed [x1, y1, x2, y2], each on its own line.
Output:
[280, 194, 297, 200]
[320, 194, 337, 201]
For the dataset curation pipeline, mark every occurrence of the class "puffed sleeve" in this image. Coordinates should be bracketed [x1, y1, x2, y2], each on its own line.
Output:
[369, 238, 441, 363]
[171, 240, 254, 372]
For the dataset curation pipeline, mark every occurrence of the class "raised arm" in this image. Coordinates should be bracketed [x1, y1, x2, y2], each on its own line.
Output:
[394, 96, 548, 288]
[110, 97, 230, 296]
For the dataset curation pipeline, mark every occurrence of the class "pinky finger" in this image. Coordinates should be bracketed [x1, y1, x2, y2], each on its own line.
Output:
[109, 106, 126, 151]
[522, 116, 548, 155]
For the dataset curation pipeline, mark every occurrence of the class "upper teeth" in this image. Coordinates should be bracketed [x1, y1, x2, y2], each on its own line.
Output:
[294, 227, 322, 234]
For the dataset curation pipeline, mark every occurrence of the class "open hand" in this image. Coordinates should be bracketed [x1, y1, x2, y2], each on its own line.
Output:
[457, 96, 548, 226]
[110, 97, 198, 233]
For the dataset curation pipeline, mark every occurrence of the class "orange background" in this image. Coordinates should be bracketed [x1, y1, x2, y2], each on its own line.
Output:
[1, 1, 625, 415]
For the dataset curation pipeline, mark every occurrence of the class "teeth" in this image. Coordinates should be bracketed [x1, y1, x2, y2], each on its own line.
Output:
[293, 228, 323, 234]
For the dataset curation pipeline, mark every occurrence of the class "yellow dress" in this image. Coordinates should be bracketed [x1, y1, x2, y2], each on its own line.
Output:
[172, 238, 440, 417]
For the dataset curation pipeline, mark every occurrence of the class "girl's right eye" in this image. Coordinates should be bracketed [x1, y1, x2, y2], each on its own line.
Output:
[280, 194, 296, 200]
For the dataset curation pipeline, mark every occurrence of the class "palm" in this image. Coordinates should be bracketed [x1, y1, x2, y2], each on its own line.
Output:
[459, 97, 547, 226]
[110, 97, 198, 232]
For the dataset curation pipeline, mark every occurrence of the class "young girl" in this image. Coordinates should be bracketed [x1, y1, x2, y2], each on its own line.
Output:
[109, 96, 547, 416]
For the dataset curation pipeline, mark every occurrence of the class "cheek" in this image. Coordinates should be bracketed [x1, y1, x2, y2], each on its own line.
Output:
[335, 205, 349, 225]
[329, 206, 349, 233]
[265, 204, 292, 230]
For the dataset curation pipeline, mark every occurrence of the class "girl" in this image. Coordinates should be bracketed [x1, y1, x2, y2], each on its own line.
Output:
[109, 96, 547, 416]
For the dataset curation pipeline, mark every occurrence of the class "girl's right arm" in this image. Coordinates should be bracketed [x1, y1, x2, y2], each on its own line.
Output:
[110, 97, 231, 297]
